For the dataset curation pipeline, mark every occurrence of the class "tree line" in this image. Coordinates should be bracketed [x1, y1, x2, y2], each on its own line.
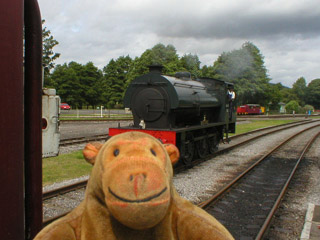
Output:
[43, 22, 320, 112]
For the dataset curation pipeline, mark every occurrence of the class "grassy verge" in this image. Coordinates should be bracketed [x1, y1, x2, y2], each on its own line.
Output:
[42, 119, 301, 186]
[234, 119, 297, 135]
[43, 151, 92, 186]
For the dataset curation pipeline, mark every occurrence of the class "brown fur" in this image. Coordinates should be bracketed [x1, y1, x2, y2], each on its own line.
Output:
[35, 131, 234, 240]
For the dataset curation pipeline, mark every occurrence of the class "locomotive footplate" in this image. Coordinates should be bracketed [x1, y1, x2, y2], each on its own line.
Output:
[109, 128, 177, 145]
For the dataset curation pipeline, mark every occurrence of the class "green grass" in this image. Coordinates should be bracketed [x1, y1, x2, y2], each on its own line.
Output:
[234, 119, 297, 135]
[42, 119, 301, 186]
[43, 151, 93, 186]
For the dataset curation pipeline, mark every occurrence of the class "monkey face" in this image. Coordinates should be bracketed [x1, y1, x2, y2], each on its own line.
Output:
[83, 132, 179, 230]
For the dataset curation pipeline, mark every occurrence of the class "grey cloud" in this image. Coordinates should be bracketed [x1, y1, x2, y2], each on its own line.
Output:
[39, 0, 320, 87]
[151, 12, 320, 39]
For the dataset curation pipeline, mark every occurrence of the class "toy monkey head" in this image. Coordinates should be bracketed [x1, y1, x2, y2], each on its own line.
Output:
[83, 131, 180, 230]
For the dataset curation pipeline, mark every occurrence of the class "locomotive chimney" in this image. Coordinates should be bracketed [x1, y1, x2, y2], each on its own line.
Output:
[148, 65, 163, 74]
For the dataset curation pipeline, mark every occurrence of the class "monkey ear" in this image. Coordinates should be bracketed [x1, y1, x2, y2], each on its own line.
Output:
[83, 142, 103, 165]
[164, 144, 180, 165]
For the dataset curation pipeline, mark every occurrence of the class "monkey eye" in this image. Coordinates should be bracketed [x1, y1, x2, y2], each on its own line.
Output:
[150, 148, 156, 156]
[113, 149, 120, 156]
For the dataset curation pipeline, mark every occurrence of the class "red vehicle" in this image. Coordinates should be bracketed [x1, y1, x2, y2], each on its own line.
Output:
[60, 103, 71, 110]
[237, 104, 262, 115]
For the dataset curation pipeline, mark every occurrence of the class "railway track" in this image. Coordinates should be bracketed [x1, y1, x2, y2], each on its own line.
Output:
[60, 134, 109, 146]
[42, 119, 319, 226]
[188, 119, 314, 167]
[236, 114, 319, 119]
[198, 124, 320, 239]
[46, 120, 313, 200]
[58, 119, 311, 146]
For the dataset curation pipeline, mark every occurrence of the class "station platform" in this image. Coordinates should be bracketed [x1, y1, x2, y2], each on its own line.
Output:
[301, 203, 320, 240]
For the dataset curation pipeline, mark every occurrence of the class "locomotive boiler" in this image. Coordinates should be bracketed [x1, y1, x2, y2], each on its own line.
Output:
[109, 66, 236, 166]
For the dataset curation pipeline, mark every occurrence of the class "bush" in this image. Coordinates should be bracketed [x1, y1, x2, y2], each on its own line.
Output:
[107, 101, 115, 109]
[114, 103, 124, 109]
[302, 105, 314, 114]
[285, 100, 300, 113]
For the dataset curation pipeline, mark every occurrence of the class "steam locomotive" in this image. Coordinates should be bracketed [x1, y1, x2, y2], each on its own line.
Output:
[109, 66, 236, 166]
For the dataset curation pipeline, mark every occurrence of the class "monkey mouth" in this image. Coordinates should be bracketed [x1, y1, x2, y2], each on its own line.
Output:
[108, 187, 167, 203]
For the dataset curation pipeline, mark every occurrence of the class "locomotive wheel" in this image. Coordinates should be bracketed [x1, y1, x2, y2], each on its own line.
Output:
[196, 138, 209, 158]
[183, 133, 194, 166]
[208, 134, 219, 154]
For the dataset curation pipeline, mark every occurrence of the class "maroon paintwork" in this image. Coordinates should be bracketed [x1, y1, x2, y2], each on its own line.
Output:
[0, 0, 43, 239]
[0, 1, 25, 239]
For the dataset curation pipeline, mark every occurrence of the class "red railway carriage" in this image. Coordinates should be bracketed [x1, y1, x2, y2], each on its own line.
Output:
[237, 104, 262, 115]
[236, 105, 247, 115]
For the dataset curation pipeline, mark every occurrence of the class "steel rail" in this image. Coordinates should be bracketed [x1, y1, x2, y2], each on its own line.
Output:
[212, 119, 318, 157]
[198, 124, 320, 209]
[43, 180, 88, 200]
[226, 119, 312, 141]
[60, 134, 109, 146]
[237, 114, 319, 119]
[255, 130, 320, 239]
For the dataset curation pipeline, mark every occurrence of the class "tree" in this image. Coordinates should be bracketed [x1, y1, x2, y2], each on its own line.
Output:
[51, 61, 103, 108]
[80, 62, 104, 108]
[125, 43, 182, 86]
[292, 77, 307, 106]
[42, 20, 60, 86]
[306, 78, 320, 109]
[211, 42, 271, 106]
[280, 87, 297, 104]
[200, 65, 215, 78]
[180, 53, 201, 78]
[51, 63, 84, 108]
[102, 56, 132, 108]
[266, 83, 283, 111]
[125, 53, 152, 88]
[148, 43, 182, 75]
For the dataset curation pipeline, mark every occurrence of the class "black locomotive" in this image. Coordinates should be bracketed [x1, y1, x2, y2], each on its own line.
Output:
[109, 66, 236, 166]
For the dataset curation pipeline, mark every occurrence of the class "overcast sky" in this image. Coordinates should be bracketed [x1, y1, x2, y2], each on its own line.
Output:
[38, 0, 320, 87]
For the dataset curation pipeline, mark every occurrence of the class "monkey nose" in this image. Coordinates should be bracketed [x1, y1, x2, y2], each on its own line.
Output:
[129, 173, 148, 197]
[129, 173, 147, 182]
